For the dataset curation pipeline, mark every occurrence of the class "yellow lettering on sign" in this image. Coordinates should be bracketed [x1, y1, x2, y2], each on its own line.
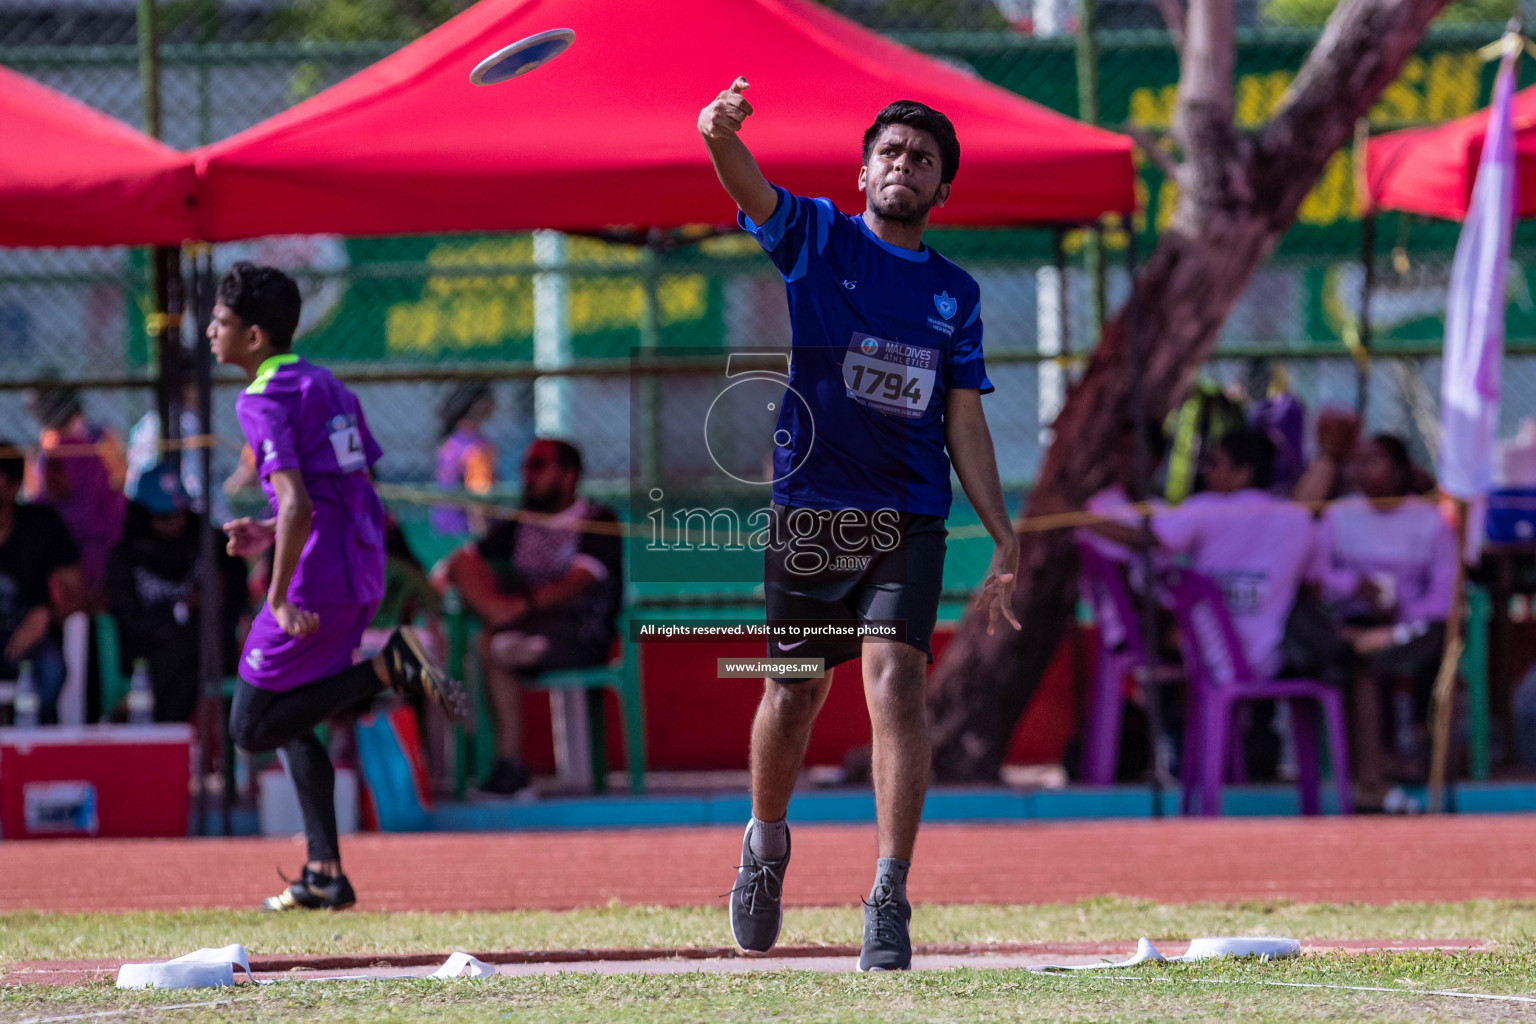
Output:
[1425, 52, 1480, 122]
[1235, 71, 1293, 129]
[1369, 51, 1479, 128]
[1129, 84, 1177, 129]
[385, 235, 710, 355]
[1298, 151, 1355, 226]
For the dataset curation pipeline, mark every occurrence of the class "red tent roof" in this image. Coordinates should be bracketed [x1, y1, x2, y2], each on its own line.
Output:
[194, 0, 1134, 240]
[1365, 84, 1536, 221]
[0, 65, 195, 246]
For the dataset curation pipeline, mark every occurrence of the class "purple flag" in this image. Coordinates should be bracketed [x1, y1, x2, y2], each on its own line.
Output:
[1440, 45, 1519, 499]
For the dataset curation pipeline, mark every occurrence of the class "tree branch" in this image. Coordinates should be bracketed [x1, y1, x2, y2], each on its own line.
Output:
[1152, 0, 1187, 52]
[1171, 0, 1236, 222]
[1260, 0, 1450, 213]
[1123, 124, 1182, 178]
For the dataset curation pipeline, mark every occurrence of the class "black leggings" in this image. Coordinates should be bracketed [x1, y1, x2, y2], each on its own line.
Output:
[229, 664, 382, 863]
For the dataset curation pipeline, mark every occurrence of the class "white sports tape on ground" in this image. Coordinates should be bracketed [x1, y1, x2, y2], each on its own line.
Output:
[1030, 936, 1301, 971]
[114, 947, 495, 989]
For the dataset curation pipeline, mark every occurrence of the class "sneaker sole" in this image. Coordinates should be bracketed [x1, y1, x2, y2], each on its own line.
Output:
[397, 625, 468, 721]
[262, 894, 356, 912]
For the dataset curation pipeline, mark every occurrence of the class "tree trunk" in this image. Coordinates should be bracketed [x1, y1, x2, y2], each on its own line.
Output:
[928, 0, 1453, 782]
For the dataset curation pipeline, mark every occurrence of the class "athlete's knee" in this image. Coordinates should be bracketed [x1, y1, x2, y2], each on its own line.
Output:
[229, 715, 274, 754]
[864, 645, 926, 713]
[762, 676, 828, 725]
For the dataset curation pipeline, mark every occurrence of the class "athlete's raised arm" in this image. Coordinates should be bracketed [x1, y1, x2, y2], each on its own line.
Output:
[698, 77, 778, 227]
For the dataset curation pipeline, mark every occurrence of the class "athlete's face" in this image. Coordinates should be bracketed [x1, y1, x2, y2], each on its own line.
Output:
[208, 302, 265, 371]
[858, 125, 950, 225]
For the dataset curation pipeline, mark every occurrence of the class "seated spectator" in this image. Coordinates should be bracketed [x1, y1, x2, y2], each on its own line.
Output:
[1293, 407, 1362, 504]
[1092, 429, 1318, 680]
[1078, 418, 1169, 581]
[26, 385, 127, 605]
[0, 441, 85, 723]
[1313, 434, 1456, 808]
[434, 382, 498, 537]
[105, 462, 247, 723]
[445, 439, 622, 795]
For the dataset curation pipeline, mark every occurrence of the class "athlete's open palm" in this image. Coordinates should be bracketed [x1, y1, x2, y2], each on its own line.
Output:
[976, 545, 1022, 636]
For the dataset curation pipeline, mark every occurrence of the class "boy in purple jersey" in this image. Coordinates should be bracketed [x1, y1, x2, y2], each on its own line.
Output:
[210, 262, 465, 912]
[700, 82, 1020, 970]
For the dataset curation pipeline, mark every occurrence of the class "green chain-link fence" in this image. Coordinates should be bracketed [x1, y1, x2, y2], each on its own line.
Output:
[2, 6, 1532, 538]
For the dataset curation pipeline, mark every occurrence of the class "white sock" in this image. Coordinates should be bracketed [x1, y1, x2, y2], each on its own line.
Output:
[748, 816, 789, 861]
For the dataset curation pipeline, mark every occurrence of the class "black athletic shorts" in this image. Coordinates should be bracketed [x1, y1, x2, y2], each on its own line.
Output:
[763, 502, 946, 675]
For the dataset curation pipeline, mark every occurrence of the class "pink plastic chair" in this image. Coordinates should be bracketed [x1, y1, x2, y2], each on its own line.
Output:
[1168, 569, 1352, 817]
[1076, 541, 1150, 785]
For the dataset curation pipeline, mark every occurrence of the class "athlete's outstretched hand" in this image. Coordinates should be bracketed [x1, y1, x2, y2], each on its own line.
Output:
[271, 599, 320, 638]
[224, 517, 276, 558]
[698, 77, 754, 140]
[976, 542, 1022, 636]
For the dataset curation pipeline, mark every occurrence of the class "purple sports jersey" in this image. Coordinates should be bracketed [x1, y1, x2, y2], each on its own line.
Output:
[235, 354, 386, 691]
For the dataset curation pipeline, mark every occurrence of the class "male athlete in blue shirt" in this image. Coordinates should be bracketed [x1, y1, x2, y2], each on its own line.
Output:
[700, 78, 1021, 970]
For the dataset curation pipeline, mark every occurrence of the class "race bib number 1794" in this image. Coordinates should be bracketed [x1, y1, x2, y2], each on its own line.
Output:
[842, 333, 937, 420]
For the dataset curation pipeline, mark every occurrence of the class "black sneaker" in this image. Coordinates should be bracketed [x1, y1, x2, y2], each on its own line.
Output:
[262, 867, 356, 912]
[728, 822, 789, 953]
[858, 884, 912, 971]
[480, 756, 531, 796]
[382, 626, 467, 721]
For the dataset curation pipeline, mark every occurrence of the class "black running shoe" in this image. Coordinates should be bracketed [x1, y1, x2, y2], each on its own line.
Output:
[858, 884, 912, 971]
[263, 867, 356, 912]
[728, 822, 790, 953]
[382, 626, 467, 721]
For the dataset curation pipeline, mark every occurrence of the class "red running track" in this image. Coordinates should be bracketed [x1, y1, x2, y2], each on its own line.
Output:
[2, 817, 1534, 913]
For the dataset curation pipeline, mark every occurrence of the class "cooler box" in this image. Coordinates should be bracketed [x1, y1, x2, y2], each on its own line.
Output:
[1487, 489, 1536, 543]
[0, 724, 193, 839]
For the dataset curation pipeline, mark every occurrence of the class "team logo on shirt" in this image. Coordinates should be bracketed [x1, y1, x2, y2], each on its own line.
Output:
[260, 439, 276, 465]
[934, 291, 957, 320]
[246, 648, 264, 671]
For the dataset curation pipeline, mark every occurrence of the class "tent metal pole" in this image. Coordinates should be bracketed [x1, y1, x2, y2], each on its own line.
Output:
[1125, 215, 1168, 818]
[1054, 227, 1070, 360]
[191, 246, 229, 836]
[1357, 212, 1375, 416]
[1076, 0, 1106, 339]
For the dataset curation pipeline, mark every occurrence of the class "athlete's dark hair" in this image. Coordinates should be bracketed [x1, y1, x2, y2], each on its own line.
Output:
[862, 101, 960, 184]
[216, 262, 302, 351]
[1369, 433, 1414, 496]
[1217, 428, 1276, 491]
[532, 438, 583, 477]
[0, 440, 22, 487]
[438, 381, 494, 440]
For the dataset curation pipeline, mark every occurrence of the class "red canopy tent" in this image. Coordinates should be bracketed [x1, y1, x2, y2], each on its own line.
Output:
[193, 0, 1134, 240]
[0, 65, 195, 246]
[1365, 84, 1536, 220]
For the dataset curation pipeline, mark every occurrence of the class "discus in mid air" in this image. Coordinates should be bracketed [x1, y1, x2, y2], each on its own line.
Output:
[469, 28, 575, 86]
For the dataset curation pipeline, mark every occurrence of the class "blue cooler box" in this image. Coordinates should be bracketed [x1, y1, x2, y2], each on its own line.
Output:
[1488, 488, 1536, 542]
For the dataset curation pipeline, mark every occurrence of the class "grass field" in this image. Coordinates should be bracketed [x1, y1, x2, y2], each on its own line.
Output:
[5, 899, 1536, 1023]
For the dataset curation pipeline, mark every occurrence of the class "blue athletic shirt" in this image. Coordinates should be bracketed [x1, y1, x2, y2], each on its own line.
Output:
[740, 185, 993, 517]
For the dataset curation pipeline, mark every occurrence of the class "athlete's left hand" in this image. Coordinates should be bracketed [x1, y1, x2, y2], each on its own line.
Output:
[271, 599, 320, 638]
[976, 541, 1022, 635]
